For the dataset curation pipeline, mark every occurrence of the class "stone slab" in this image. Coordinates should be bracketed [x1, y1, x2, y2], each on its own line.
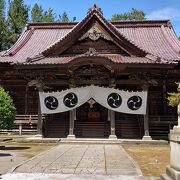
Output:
[11, 144, 142, 176]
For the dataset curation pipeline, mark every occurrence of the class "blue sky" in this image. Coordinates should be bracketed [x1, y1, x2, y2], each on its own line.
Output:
[23, 0, 180, 36]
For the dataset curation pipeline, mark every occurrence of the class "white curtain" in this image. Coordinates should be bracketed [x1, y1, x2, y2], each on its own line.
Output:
[39, 85, 147, 115]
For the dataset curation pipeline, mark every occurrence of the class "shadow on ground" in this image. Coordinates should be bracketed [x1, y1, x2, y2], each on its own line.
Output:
[0, 153, 12, 157]
[2, 146, 31, 151]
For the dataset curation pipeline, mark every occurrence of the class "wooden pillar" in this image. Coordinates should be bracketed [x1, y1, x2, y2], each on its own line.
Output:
[36, 86, 43, 137]
[24, 85, 28, 114]
[109, 78, 117, 139]
[67, 78, 76, 138]
[142, 84, 152, 140]
[162, 82, 167, 115]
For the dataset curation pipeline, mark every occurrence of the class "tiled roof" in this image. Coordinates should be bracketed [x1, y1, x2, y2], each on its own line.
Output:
[118, 26, 180, 61]
[20, 54, 174, 66]
[0, 5, 180, 65]
[0, 28, 70, 63]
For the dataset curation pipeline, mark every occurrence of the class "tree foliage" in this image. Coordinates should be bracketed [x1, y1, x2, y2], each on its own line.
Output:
[0, 0, 16, 51]
[31, 3, 43, 23]
[59, 12, 69, 22]
[111, 8, 146, 21]
[43, 8, 55, 22]
[0, 86, 16, 129]
[168, 82, 180, 107]
[0, 1, 74, 51]
[8, 0, 29, 36]
[0, 0, 6, 51]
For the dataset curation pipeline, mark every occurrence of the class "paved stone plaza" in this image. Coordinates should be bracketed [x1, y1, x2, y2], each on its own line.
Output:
[12, 144, 142, 176]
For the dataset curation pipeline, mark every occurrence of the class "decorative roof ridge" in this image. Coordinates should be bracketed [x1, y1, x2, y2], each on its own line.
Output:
[25, 19, 172, 29]
[27, 22, 77, 29]
[25, 54, 45, 64]
[17, 53, 177, 65]
[111, 19, 171, 27]
[1, 26, 32, 57]
[87, 4, 103, 15]
[11, 28, 35, 56]
[145, 54, 177, 64]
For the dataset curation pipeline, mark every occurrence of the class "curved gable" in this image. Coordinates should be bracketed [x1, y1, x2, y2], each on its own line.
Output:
[38, 5, 147, 58]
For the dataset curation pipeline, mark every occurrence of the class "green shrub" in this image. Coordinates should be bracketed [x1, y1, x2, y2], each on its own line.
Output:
[0, 86, 16, 129]
[168, 82, 180, 107]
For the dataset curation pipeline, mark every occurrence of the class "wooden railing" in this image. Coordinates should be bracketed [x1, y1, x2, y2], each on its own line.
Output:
[14, 115, 38, 135]
[149, 115, 177, 139]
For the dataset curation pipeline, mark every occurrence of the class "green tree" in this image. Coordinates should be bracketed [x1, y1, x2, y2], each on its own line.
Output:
[72, 16, 76, 22]
[0, 0, 6, 51]
[111, 8, 146, 21]
[0, 0, 16, 51]
[43, 8, 55, 22]
[168, 82, 180, 127]
[168, 82, 180, 107]
[0, 0, 5, 20]
[8, 0, 29, 36]
[31, 3, 43, 23]
[0, 86, 16, 129]
[58, 12, 69, 22]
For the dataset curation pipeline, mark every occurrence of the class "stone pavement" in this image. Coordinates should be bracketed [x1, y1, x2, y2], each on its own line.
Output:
[0, 148, 27, 175]
[11, 144, 142, 176]
[1, 173, 149, 180]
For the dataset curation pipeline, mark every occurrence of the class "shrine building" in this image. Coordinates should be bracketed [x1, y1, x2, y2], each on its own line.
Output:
[0, 5, 180, 139]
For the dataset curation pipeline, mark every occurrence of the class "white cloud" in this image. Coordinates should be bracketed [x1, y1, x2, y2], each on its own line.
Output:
[146, 7, 180, 20]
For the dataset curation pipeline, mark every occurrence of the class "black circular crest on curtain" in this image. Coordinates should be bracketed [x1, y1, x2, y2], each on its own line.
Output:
[107, 93, 122, 108]
[127, 96, 142, 110]
[63, 92, 78, 108]
[44, 96, 59, 110]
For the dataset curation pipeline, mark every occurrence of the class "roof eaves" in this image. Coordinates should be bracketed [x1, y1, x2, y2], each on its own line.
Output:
[112, 20, 171, 28]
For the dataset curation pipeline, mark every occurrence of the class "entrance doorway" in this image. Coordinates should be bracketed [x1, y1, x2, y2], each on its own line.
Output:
[74, 102, 110, 138]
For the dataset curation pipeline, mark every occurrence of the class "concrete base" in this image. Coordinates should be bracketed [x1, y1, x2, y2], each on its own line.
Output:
[161, 165, 180, 180]
[109, 135, 117, 139]
[67, 135, 76, 139]
[142, 135, 152, 140]
[34, 134, 43, 138]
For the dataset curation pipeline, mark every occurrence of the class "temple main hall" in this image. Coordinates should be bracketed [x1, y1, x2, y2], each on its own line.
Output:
[0, 5, 179, 139]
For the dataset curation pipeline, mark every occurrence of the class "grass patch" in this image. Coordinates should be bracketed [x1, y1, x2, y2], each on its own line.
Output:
[123, 144, 170, 177]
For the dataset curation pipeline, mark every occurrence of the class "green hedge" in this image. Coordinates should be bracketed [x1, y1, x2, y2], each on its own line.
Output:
[0, 86, 16, 129]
